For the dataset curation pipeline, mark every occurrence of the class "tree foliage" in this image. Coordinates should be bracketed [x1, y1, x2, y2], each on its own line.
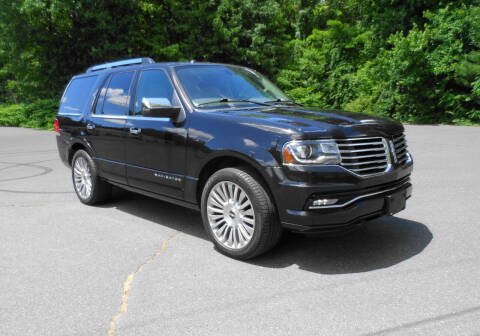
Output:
[0, 0, 479, 128]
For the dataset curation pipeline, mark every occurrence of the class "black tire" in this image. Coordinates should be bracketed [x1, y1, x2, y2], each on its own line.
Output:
[71, 149, 111, 205]
[201, 167, 282, 260]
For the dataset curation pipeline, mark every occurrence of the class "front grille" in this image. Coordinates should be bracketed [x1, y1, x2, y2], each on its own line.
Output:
[393, 133, 408, 164]
[337, 137, 388, 176]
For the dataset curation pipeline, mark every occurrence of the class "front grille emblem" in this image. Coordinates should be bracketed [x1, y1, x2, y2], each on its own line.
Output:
[388, 140, 398, 163]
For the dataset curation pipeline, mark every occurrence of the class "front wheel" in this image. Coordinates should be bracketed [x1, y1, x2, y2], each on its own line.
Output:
[201, 167, 282, 260]
[71, 149, 111, 205]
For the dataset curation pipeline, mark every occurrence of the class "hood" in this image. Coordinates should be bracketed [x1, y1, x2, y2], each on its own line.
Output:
[211, 106, 404, 139]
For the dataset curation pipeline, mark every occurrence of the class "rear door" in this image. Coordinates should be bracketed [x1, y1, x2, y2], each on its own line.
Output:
[86, 71, 135, 184]
[124, 68, 188, 198]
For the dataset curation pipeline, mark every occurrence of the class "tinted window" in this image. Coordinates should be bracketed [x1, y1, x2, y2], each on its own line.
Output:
[99, 71, 134, 116]
[134, 70, 174, 115]
[59, 75, 98, 115]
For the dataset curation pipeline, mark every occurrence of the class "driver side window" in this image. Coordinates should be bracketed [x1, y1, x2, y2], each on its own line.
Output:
[134, 69, 174, 116]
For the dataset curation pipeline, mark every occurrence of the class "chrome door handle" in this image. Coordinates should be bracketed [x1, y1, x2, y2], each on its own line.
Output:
[130, 127, 141, 135]
[86, 123, 95, 130]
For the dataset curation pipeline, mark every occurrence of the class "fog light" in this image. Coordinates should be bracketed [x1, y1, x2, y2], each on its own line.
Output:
[311, 198, 338, 207]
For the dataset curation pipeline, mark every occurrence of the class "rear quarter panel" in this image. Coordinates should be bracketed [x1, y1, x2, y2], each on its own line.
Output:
[56, 73, 107, 165]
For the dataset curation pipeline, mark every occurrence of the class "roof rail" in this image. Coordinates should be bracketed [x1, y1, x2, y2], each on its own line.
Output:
[86, 57, 155, 72]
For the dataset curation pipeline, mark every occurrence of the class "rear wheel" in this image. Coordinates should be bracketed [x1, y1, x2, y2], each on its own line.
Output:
[201, 167, 282, 259]
[71, 150, 111, 205]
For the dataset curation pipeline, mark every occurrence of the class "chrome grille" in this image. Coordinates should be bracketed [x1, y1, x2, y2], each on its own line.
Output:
[337, 137, 388, 176]
[393, 133, 408, 164]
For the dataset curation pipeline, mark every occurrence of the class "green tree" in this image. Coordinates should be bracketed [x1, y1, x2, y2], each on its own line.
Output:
[212, 0, 292, 76]
[1, 0, 480, 128]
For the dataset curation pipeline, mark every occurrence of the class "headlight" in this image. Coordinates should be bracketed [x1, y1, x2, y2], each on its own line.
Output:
[282, 140, 341, 165]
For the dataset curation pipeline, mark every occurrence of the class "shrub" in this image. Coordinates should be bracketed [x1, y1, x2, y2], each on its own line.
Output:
[22, 99, 58, 129]
[0, 104, 26, 127]
[0, 98, 58, 130]
[277, 3, 480, 124]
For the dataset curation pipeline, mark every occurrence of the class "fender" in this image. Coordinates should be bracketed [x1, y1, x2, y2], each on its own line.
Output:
[185, 143, 283, 206]
[200, 148, 278, 174]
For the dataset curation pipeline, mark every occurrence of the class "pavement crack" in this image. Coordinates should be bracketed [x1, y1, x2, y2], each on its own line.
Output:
[108, 232, 180, 336]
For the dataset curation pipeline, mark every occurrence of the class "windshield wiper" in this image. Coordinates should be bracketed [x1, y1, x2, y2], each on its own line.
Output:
[197, 98, 270, 107]
[262, 99, 303, 106]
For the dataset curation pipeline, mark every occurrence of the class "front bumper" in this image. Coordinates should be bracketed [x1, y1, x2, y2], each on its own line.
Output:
[267, 161, 413, 233]
[281, 179, 411, 232]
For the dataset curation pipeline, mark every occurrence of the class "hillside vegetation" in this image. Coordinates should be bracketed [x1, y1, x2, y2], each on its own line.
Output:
[1, 0, 479, 129]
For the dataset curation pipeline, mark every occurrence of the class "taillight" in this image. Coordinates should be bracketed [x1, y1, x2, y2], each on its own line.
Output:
[54, 118, 60, 133]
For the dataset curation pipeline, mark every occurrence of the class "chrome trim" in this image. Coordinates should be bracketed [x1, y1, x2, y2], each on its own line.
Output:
[90, 115, 128, 119]
[58, 112, 82, 117]
[91, 115, 175, 122]
[308, 180, 411, 210]
[392, 133, 409, 163]
[126, 116, 170, 122]
[348, 164, 388, 172]
[341, 159, 387, 166]
[337, 141, 384, 147]
[388, 140, 398, 163]
[337, 164, 393, 178]
[339, 153, 386, 160]
[129, 127, 141, 135]
[338, 136, 389, 141]
[338, 137, 391, 176]
[338, 147, 385, 153]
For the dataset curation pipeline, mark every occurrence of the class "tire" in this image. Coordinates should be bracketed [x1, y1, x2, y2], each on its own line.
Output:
[201, 167, 282, 260]
[71, 149, 111, 205]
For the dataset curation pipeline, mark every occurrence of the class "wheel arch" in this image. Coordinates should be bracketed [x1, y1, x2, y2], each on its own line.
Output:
[195, 152, 277, 208]
[68, 141, 94, 166]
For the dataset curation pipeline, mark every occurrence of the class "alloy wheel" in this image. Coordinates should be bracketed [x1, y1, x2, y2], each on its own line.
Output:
[73, 157, 92, 199]
[206, 181, 255, 250]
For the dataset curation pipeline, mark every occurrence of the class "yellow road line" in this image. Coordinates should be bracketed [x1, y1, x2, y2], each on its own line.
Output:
[108, 232, 180, 336]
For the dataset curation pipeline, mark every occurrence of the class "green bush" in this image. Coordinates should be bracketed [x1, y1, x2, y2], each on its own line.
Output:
[277, 3, 480, 124]
[348, 5, 480, 124]
[0, 104, 26, 127]
[0, 98, 58, 130]
[22, 99, 58, 129]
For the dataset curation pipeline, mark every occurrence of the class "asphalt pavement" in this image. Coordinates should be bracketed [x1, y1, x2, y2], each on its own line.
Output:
[1, 125, 480, 336]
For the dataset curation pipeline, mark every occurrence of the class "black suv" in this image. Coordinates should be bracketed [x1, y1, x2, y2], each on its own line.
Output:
[56, 57, 413, 259]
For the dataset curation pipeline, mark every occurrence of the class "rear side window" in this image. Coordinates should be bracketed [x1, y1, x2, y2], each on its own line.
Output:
[59, 75, 98, 115]
[95, 71, 134, 116]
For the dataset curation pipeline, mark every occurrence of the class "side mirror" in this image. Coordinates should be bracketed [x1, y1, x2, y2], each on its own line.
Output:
[141, 97, 181, 119]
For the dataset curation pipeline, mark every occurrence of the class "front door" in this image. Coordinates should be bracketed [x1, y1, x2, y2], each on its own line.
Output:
[85, 71, 136, 184]
[124, 69, 188, 199]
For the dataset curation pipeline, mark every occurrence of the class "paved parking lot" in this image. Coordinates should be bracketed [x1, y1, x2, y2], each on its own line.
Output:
[1, 125, 480, 336]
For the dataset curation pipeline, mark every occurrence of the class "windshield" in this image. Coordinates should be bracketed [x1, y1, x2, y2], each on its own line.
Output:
[175, 65, 290, 108]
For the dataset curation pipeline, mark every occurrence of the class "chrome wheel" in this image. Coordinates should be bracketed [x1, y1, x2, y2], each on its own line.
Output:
[73, 157, 92, 199]
[207, 181, 255, 250]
